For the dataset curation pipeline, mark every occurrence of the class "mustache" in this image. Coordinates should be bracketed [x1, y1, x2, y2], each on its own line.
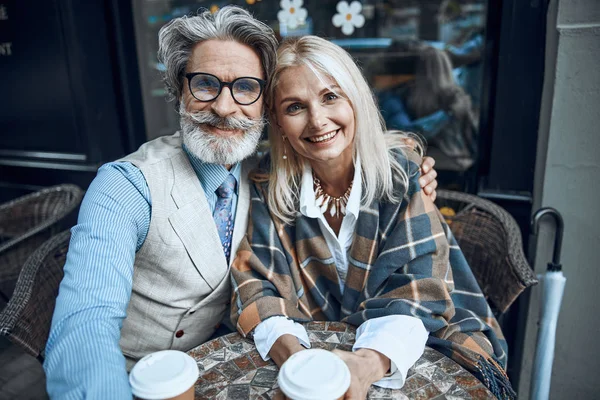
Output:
[180, 109, 265, 131]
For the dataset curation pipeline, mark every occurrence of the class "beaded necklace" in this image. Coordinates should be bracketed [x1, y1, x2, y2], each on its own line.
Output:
[313, 175, 353, 218]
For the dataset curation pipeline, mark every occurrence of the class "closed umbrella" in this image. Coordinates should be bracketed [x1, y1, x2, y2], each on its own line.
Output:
[530, 207, 566, 400]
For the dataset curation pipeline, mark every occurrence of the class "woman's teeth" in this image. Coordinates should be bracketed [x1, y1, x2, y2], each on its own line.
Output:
[307, 130, 338, 143]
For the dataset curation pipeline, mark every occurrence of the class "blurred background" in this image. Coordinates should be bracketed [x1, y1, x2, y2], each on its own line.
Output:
[0, 0, 598, 398]
[0, 0, 539, 203]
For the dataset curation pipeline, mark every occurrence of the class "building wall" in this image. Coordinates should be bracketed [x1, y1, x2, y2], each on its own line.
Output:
[519, 0, 600, 398]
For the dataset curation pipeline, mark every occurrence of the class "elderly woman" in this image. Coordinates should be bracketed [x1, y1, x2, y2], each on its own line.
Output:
[231, 36, 514, 400]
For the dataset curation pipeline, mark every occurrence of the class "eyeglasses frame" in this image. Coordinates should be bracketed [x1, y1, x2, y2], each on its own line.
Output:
[185, 72, 267, 106]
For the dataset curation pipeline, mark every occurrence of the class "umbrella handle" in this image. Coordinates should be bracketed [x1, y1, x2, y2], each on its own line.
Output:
[531, 207, 564, 271]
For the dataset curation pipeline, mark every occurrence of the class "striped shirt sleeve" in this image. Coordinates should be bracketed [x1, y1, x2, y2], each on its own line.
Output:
[43, 162, 150, 399]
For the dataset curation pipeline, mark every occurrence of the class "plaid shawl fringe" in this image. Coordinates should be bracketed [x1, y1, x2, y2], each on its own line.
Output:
[231, 152, 515, 398]
[475, 355, 517, 400]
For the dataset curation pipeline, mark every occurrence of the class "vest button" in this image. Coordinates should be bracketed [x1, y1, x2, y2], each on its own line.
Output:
[175, 330, 184, 338]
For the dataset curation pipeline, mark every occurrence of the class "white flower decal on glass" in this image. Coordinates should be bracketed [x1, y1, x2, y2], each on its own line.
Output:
[332, 1, 365, 35]
[278, 0, 308, 30]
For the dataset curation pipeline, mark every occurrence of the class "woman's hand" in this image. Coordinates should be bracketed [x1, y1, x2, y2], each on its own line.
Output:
[332, 348, 390, 400]
[420, 156, 438, 202]
[268, 334, 305, 368]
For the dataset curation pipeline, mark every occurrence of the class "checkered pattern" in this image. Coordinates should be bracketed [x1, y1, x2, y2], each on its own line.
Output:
[231, 150, 515, 399]
[214, 174, 236, 263]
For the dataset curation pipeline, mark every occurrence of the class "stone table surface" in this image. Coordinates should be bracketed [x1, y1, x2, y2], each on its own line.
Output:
[187, 321, 495, 399]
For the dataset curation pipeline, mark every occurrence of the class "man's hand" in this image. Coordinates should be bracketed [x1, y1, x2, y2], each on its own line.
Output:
[420, 156, 438, 202]
[332, 348, 389, 400]
[402, 137, 438, 201]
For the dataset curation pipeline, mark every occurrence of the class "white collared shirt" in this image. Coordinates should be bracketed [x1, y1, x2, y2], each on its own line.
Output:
[298, 157, 362, 291]
[253, 157, 427, 389]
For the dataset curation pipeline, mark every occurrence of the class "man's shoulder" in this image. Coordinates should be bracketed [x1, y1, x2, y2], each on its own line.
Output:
[120, 132, 184, 168]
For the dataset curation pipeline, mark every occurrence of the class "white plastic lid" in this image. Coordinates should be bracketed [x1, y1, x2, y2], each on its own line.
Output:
[129, 350, 199, 399]
[277, 349, 351, 400]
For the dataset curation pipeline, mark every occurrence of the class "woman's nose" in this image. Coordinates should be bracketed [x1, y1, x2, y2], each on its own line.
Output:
[308, 108, 326, 130]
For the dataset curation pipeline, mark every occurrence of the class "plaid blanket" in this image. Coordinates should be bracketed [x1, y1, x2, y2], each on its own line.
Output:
[231, 151, 515, 399]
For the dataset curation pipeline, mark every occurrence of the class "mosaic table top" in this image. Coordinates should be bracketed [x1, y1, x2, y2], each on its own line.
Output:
[187, 321, 495, 399]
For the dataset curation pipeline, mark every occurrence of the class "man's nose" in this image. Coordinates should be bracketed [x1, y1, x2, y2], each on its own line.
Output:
[210, 87, 238, 117]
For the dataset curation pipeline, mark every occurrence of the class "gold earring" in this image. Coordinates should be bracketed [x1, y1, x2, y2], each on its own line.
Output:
[282, 136, 288, 160]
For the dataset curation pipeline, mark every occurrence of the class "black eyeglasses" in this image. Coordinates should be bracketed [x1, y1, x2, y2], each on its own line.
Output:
[185, 72, 266, 106]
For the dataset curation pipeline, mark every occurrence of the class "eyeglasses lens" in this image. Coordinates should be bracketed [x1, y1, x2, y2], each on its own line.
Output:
[190, 74, 261, 105]
[190, 75, 220, 101]
[232, 79, 262, 104]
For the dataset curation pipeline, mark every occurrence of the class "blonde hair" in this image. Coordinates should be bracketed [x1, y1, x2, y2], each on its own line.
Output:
[265, 36, 421, 224]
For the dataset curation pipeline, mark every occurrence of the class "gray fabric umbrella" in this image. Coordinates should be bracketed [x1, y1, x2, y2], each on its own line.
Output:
[530, 208, 565, 400]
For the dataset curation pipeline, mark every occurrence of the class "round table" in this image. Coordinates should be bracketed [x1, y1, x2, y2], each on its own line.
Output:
[187, 321, 495, 399]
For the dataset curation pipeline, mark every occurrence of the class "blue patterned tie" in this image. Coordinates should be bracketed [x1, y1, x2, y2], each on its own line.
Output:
[214, 174, 236, 263]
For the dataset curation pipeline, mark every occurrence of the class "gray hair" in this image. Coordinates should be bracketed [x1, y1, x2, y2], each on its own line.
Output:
[158, 6, 278, 108]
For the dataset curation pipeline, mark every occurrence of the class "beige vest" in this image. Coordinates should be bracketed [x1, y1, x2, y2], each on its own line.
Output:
[117, 132, 253, 369]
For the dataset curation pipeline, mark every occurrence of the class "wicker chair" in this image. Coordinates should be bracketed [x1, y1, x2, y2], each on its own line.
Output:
[0, 184, 82, 302]
[435, 189, 538, 314]
[0, 230, 70, 361]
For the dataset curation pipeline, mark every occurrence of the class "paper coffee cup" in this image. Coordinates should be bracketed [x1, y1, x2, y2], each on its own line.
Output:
[129, 350, 199, 400]
[277, 349, 351, 400]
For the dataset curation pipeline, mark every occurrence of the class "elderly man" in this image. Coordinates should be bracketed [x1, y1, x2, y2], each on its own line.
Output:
[44, 6, 438, 399]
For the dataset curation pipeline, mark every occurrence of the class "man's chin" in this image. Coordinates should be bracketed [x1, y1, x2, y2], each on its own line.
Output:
[200, 146, 256, 165]
[181, 120, 263, 165]
[184, 137, 257, 165]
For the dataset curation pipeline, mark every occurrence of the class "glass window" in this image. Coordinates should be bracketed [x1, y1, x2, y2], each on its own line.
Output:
[133, 0, 486, 187]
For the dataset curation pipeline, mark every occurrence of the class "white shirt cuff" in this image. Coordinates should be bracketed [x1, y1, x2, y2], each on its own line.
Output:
[253, 316, 311, 361]
[352, 315, 428, 389]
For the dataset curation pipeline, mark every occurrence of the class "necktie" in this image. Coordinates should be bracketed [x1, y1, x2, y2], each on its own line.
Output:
[214, 174, 236, 263]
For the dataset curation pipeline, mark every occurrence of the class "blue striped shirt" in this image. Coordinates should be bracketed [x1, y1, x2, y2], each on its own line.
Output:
[43, 149, 241, 399]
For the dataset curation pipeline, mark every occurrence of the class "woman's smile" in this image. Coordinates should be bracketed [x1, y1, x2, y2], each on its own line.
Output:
[305, 129, 339, 144]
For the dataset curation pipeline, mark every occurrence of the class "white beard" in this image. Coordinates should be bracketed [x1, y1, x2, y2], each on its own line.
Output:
[179, 107, 265, 165]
